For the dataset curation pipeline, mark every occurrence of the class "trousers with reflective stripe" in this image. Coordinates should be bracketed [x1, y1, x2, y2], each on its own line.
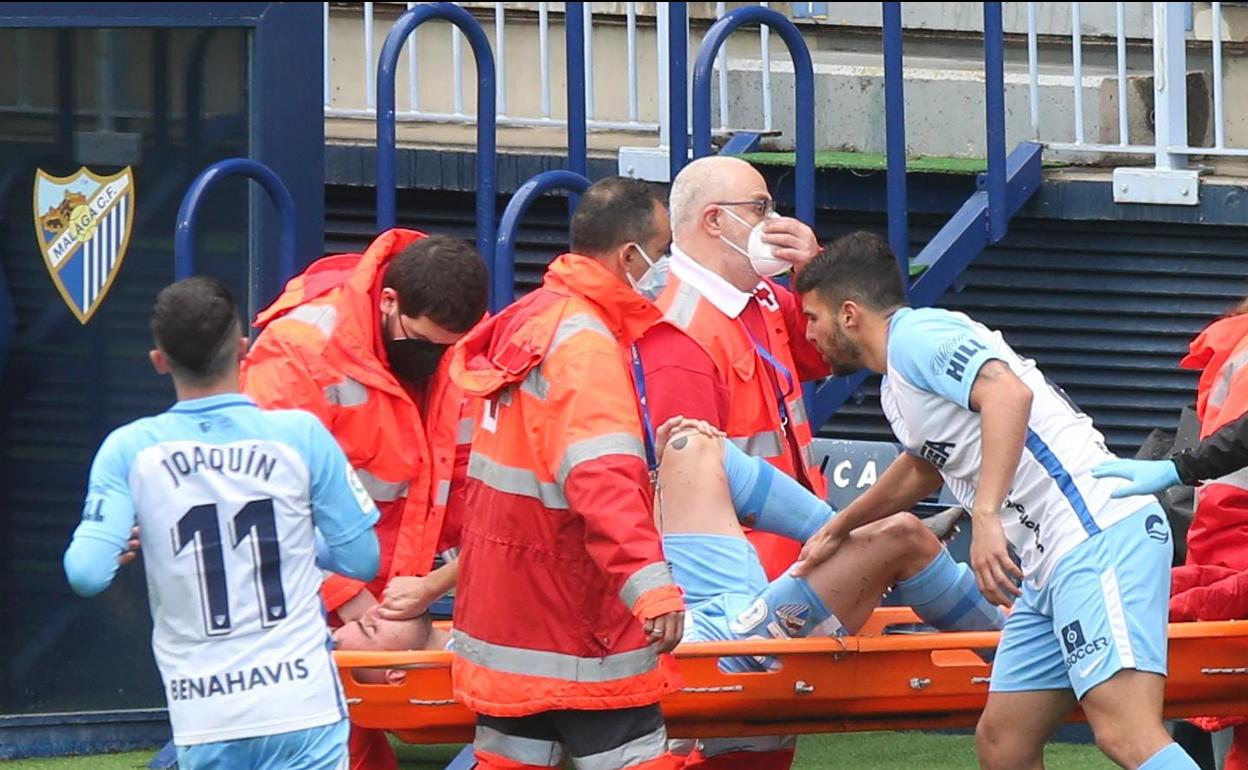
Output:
[474, 706, 680, 770]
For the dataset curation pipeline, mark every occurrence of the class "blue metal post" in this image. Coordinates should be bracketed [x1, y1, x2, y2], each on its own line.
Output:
[692, 7, 816, 225]
[376, 4, 497, 282]
[668, 2, 689, 181]
[175, 159, 298, 317]
[566, 2, 588, 217]
[984, 1, 1007, 243]
[492, 170, 593, 310]
[883, 2, 909, 284]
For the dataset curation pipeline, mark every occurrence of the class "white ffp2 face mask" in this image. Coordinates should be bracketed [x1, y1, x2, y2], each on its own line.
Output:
[719, 208, 789, 277]
[625, 243, 670, 301]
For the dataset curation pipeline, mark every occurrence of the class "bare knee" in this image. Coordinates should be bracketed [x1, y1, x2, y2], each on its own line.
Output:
[1090, 720, 1142, 767]
[664, 430, 722, 472]
[976, 715, 1040, 770]
[1089, 715, 1171, 768]
[872, 512, 940, 559]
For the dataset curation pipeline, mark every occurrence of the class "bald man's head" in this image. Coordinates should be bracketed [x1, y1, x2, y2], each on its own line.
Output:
[669, 156, 765, 237]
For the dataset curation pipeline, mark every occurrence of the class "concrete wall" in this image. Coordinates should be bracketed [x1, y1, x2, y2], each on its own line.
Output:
[324, 2, 1248, 163]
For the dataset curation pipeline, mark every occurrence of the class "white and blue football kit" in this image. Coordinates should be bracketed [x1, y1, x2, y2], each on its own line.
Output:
[882, 307, 1172, 697]
[63, 394, 381, 769]
[665, 437, 1003, 673]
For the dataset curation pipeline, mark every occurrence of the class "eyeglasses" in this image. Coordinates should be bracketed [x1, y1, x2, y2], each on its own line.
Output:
[714, 199, 776, 218]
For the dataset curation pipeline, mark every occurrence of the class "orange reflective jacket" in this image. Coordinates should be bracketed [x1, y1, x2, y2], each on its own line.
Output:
[448, 253, 684, 717]
[654, 273, 827, 578]
[241, 228, 472, 611]
[1180, 312, 1248, 571]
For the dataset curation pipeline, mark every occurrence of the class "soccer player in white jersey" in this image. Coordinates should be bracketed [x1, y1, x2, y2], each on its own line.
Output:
[62, 277, 382, 770]
[793, 232, 1198, 770]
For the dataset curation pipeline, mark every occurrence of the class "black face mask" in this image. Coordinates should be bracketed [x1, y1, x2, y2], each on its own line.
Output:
[383, 336, 447, 385]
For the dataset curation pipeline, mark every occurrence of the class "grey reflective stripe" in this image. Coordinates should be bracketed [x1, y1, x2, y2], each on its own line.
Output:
[468, 452, 569, 509]
[475, 725, 564, 767]
[324, 376, 368, 407]
[452, 630, 658, 683]
[572, 724, 667, 770]
[434, 479, 451, 506]
[789, 395, 808, 427]
[1211, 465, 1248, 493]
[556, 432, 646, 487]
[619, 561, 675, 610]
[457, 417, 474, 444]
[729, 431, 784, 459]
[521, 366, 550, 401]
[699, 735, 798, 757]
[1209, 348, 1248, 410]
[803, 442, 817, 470]
[354, 467, 409, 502]
[664, 281, 700, 330]
[437, 547, 460, 562]
[286, 303, 338, 338]
[550, 312, 613, 358]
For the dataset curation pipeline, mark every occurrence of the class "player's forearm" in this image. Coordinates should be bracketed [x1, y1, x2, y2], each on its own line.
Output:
[831, 453, 941, 535]
[972, 388, 1032, 520]
[426, 560, 458, 597]
[63, 534, 124, 597]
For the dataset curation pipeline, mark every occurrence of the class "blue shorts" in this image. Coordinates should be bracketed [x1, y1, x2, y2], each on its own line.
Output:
[990, 503, 1173, 700]
[176, 719, 349, 770]
[665, 533, 844, 673]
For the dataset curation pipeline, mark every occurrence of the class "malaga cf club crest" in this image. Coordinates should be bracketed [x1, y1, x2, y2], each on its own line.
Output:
[33, 167, 135, 324]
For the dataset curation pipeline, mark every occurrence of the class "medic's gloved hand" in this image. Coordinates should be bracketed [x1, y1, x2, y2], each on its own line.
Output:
[1091, 459, 1182, 498]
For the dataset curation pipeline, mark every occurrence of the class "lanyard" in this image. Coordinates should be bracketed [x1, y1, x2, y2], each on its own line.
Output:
[741, 323, 795, 431]
[630, 343, 659, 477]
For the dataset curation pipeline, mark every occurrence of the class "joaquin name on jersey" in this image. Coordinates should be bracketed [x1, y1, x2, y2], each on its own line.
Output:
[158, 443, 282, 489]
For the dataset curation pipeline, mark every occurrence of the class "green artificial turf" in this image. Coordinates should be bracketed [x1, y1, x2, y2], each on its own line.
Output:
[3, 732, 1118, 769]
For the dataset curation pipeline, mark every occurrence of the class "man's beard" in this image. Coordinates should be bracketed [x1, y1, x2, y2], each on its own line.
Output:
[824, 324, 863, 377]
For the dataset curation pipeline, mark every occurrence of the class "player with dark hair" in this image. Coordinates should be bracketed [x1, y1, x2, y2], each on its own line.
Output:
[795, 231, 1199, 770]
[64, 277, 380, 770]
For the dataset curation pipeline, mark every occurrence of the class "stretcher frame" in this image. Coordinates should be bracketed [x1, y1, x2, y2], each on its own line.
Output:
[334, 609, 1248, 744]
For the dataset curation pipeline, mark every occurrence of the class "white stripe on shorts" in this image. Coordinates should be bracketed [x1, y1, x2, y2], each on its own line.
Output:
[1099, 567, 1136, 670]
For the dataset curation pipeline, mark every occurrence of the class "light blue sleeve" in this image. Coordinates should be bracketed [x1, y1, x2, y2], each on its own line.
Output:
[888, 308, 1000, 409]
[63, 428, 138, 597]
[302, 414, 381, 581]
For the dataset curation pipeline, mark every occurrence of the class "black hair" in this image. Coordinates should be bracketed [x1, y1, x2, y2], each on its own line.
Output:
[149, 277, 241, 383]
[568, 176, 668, 257]
[794, 230, 909, 312]
[382, 234, 489, 333]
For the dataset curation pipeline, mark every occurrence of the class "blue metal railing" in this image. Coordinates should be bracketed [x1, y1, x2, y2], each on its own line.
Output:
[983, 2, 1008, 243]
[174, 158, 298, 319]
[668, 3, 690, 182]
[375, 3, 497, 290]
[882, 2, 908, 280]
[493, 170, 593, 308]
[691, 5, 815, 226]
[566, 3, 588, 215]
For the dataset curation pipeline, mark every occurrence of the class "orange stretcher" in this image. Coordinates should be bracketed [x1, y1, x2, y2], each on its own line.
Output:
[334, 609, 1248, 744]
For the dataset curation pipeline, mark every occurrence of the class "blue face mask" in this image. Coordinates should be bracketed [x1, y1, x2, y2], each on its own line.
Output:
[626, 243, 670, 302]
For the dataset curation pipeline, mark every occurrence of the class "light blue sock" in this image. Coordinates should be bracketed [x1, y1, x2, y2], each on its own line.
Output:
[892, 549, 1004, 632]
[1139, 743, 1201, 770]
[721, 438, 833, 542]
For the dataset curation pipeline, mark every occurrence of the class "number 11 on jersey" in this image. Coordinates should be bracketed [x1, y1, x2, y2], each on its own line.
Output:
[174, 498, 288, 636]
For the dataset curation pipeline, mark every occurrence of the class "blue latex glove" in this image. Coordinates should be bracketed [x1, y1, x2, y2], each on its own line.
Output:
[1091, 459, 1182, 498]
